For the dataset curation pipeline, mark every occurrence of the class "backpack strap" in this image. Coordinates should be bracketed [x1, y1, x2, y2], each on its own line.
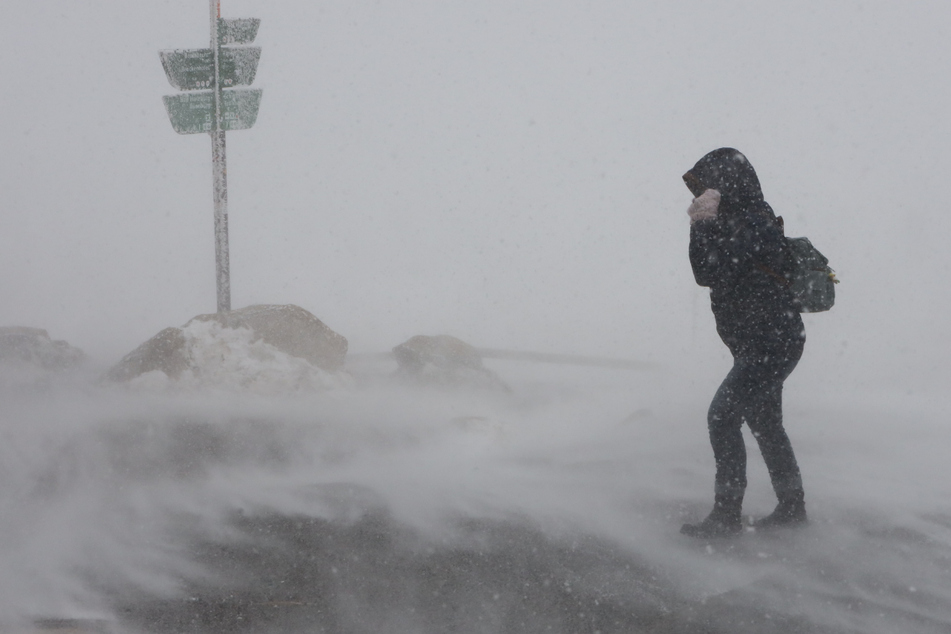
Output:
[754, 214, 792, 287]
[756, 262, 791, 287]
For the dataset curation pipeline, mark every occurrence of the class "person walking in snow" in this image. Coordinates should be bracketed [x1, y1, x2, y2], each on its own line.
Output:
[680, 147, 808, 538]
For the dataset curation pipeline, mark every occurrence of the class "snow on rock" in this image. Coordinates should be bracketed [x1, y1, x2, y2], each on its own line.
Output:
[393, 334, 510, 391]
[105, 305, 350, 394]
[194, 304, 348, 372]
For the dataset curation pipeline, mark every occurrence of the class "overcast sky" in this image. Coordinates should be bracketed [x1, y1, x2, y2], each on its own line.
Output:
[2, 0, 949, 394]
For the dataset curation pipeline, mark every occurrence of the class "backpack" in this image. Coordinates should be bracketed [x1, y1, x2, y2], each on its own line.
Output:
[759, 216, 839, 313]
[786, 235, 838, 313]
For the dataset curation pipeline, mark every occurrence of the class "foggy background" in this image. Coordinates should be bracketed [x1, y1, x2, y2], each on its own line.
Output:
[3, 2, 951, 633]
[2, 0, 948, 395]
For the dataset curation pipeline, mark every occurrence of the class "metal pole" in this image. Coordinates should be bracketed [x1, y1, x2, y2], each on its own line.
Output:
[210, 0, 231, 313]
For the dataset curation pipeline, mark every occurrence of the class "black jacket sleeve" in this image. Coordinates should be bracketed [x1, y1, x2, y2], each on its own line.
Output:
[689, 219, 726, 288]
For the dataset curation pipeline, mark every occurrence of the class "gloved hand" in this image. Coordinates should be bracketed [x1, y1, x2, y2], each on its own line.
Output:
[687, 189, 721, 224]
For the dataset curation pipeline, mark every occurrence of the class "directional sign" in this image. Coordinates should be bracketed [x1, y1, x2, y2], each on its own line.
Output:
[163, 89, 262, 134]
[218, 18, 260, 45]
[160, 47, 261, 91]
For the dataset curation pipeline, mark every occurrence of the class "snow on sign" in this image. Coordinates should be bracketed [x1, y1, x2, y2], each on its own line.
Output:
[160, 47, 261, 91]
[160, 1, 263, 314]
[218, 17, 260, 45]
[162, 89, 263, 134]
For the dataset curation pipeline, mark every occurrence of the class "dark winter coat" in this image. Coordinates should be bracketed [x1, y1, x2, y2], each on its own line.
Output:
[685, 148, 804, 359]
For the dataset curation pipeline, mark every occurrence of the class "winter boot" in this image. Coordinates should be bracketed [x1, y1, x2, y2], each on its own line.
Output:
[753, 489, 807, 530]
[680, 494, 743, 538]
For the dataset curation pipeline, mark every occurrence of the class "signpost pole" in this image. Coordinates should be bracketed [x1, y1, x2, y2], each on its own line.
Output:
[161, 4, 261, 314]
[210, 0, 231, 313]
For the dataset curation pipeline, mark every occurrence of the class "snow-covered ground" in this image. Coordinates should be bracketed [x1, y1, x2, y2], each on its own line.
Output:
[1, 360, 948, 634]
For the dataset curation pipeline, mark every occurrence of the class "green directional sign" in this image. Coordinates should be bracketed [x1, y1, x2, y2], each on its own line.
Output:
[163, 89, 262, 134]
[160, 47, 261, 91]
[160, 3, 262, 314]
[218, 18, 260, 45]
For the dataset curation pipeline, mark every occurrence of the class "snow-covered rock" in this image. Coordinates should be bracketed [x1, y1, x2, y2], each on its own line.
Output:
[392, 334, 509, 391]
[194, 304, 348, 372]
[105, 305, 350, 394]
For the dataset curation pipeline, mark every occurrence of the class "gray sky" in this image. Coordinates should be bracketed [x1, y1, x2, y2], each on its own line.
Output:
[1, 0, 949, 393]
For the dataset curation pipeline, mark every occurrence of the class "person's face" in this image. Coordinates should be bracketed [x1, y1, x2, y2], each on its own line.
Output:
[683, 171, 705, 198]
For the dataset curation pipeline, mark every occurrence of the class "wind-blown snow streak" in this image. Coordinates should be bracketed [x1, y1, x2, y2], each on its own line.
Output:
[1, 364, 949, 634]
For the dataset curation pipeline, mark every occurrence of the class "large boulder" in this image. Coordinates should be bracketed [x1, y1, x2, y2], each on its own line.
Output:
[192, 304, 348, 372]
[0, 326, 85, 390]
[105, 305, 349, 393]
[392, 335, 509, 391]
[0, 326, 85, 371]
[104, 327, 188, 382]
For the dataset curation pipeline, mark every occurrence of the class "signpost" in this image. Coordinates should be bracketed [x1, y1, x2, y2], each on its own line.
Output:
[160, 1, 262, 313]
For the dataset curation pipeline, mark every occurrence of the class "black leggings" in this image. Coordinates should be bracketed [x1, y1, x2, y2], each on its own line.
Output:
[708, 352, 803, 498]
